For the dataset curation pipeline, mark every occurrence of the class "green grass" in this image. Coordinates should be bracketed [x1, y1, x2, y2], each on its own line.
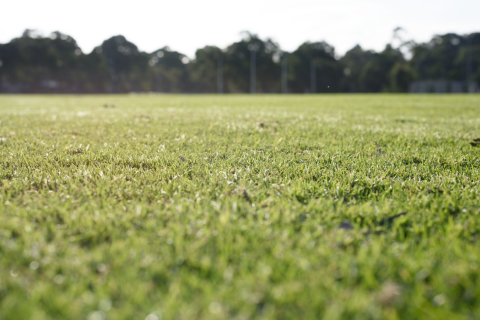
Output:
[1, 94, 480, 320]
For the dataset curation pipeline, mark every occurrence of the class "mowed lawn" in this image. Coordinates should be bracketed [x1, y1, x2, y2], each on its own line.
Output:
[1, 94, 480, 320]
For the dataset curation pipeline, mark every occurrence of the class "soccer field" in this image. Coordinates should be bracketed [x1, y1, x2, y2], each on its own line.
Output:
[1, 94, 480, 319]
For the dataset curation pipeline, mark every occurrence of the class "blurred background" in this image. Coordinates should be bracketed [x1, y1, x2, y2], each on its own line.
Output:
[0, 0, 479, 94]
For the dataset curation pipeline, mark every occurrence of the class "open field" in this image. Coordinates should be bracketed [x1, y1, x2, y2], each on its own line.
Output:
[1, 94, 480, 319]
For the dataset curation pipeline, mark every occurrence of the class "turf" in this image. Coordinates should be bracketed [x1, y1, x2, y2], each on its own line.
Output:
[1, 94, 480, 320]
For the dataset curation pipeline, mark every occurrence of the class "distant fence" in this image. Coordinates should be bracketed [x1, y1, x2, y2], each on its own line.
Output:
[409, 81, 479, 93]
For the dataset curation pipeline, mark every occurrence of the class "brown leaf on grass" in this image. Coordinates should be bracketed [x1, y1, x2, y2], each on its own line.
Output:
[339, 212, 408, 234]
[338, 220, 354, 230]
[370, 212, 409, 234]
[70, 149, 83, 155]
[378, 281, 402, 306]
[242, 189, 251, 203]
[377, 212, 407, 228]
[470, 138, 480, 147]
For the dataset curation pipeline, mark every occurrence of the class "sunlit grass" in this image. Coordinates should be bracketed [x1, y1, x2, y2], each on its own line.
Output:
[1, 94, 480, 319]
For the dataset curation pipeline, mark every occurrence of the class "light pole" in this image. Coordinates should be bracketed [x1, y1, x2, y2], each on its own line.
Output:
[281, 52, 288, 94]
[217, 55, 223, 94]
[153, 50, 164, 93]
[249, 43, 259, 94]
[310, 61, 316, 93]
[466, 35, 472, 93]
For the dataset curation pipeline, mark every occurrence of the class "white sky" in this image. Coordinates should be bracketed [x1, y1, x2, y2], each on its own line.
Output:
[1, 0, 479, 58]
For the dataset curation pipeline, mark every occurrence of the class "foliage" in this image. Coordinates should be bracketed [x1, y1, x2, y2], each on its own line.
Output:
[288, 41, 343, 93]
[0, 30, 479, 93]
[410, 33, 480, 83]
[188, 46, 223, 93]
[389, 62, 418, 92]
[149, 47, 191, 93]
[223, 32, 281, 93]
[339, 45, 376, 93]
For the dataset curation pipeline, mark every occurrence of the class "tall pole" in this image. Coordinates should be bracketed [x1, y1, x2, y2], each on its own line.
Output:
[250, 48, 256, 94]
[156, 52, 163, 93]
[281, 52, 288, 94]
[217, 56, 223, 94]
[466, 35, 472, 93]
[310, 61, 316, 93]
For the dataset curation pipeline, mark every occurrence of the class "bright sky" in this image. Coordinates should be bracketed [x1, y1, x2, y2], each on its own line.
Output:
[1, 0, 479, 58]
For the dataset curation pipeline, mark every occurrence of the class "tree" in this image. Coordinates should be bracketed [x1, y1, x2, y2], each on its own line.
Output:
[188, 46, 223, 93]
[1, 29, 480, 94]
[339, 45, 375, 92]
[288, 41, 343, 93]
[98, 35, 151, 92]
[224, 32, 281, 93]
[149, 47, 191, 93]
[359, 45, 404, 92]
[410, 33, 466, 81]
[0, 30, 109, 93]
[454, 33, 480, 84]
[389, 62, 417, 92]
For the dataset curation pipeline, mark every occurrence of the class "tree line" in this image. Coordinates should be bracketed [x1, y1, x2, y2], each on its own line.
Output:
[0, 29, 479, 93]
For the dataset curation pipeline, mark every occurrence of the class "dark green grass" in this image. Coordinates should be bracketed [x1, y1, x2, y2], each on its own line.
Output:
[1, 94, 480, 319]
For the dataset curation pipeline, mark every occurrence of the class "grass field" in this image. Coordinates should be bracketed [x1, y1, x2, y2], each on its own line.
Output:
[1, 94, 480, 319]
